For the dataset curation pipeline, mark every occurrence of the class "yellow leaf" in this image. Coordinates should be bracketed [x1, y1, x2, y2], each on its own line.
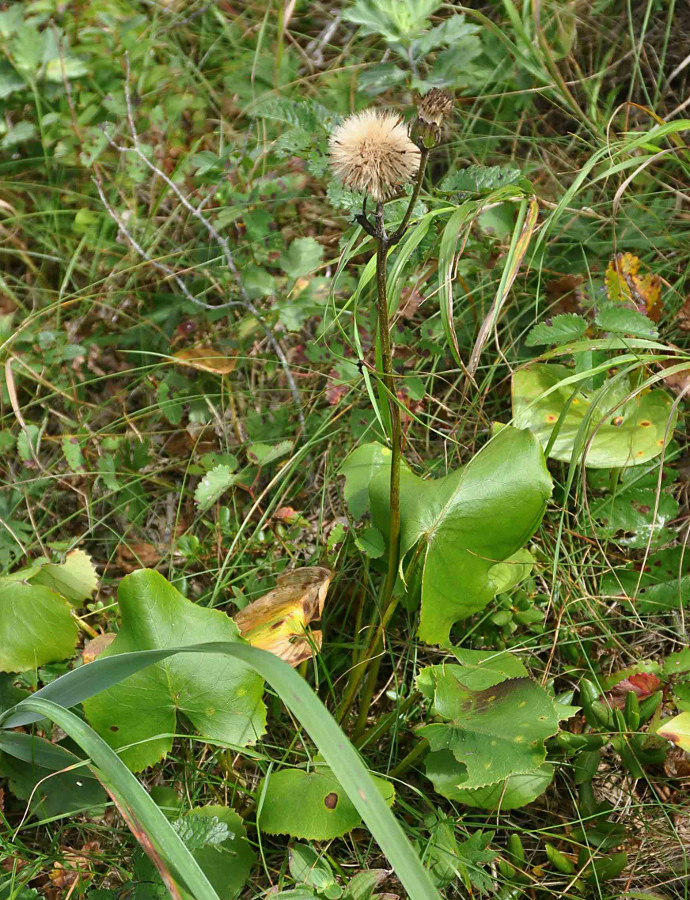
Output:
[172, 346, 237, 375]
[604, 252, 663, 321]
[658, 712, 690, 752]
[233, 567, 332, 667]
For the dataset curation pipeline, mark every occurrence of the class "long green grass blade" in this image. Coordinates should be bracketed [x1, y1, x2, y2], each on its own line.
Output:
[10, 697, 221, 900]
[2, 644, 442, 900]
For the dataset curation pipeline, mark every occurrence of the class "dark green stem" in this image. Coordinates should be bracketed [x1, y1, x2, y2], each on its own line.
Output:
[388, 739, 429, 780]
[337, 157, 428, 728]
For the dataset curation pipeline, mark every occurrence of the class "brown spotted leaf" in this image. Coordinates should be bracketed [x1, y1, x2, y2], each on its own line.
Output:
[258, 763, 394, 840]
[417, 665, 562, 791]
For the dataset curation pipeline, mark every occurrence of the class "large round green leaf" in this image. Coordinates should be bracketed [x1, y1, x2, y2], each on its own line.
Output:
[512, 363, 676, 468]
[0, 579, 78, 672]
[258, 765, 395, 840]
[356, 426, 552, 645]
[83, 570, 266, 771]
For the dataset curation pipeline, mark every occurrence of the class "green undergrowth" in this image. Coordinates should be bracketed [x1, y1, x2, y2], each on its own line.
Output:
[1, 2, 690, 900]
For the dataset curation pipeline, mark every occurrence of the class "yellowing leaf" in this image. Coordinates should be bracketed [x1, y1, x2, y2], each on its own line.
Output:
[604, 252, 663, 322]
[172, 346, 237, 375]
[233, 567, 331, 667]
[658, 712, 690, 752]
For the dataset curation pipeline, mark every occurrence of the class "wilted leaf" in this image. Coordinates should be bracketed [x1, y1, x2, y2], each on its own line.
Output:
[116, 541, 161, 572]
[83, 570, 266, 771]
[82, 633, 116, 664]
[172, 347, 237, 375]
[604, 252, 663, 322]
[233, 567, 332, 666]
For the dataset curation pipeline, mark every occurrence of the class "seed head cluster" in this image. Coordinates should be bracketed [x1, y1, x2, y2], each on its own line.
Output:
[329, 109, 421, 201]
[417, 88, 453, 127]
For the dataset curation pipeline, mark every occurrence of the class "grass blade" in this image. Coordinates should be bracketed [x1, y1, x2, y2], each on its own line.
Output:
[2, 643, 442, 900]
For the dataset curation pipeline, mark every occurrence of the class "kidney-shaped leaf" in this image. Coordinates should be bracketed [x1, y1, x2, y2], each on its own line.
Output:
[417, 665, 561, 791]
[259, 765, 394, 840]
[0, 579, 78, 672]
[343, 426, 551, 645]
[512, 363, 676, 468]
[83, 570, 266, 771]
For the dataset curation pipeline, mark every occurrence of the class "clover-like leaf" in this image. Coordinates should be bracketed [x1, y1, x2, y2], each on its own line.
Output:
[195, 464, 239, 510]
[512, 363, 676, 468]
[417, 665, 561, 791]
[83, 570, 266, 771]
[0, 580, 78, 672]
[342, 426, 551, 645]
[259, 765, 394, 840]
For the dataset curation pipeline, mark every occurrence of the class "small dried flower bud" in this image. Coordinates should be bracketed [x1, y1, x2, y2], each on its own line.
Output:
[329, 109, 421, 202]
[414, 88, 453, 148]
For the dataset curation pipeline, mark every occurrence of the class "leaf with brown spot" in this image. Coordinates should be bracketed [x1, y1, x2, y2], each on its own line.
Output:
[172, 346, 237, 375]
[259, 764, 394, 840]
[233, 567, 332, 667]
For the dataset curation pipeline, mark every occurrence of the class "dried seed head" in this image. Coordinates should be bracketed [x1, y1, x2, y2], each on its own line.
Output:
[414, 89, 453, 148]
[417, 88, 454, 127]
[329, 109, 421, 202]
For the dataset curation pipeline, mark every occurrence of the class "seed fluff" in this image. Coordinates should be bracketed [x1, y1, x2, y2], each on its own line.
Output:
[329, 109, 421, 202]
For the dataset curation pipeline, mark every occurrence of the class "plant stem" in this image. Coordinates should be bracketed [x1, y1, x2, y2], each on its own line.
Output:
[374, 209, 402, 613]
[389, 146, 428, 245]
[388, 739, 429, 780]
[338, 160, 428, 728]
